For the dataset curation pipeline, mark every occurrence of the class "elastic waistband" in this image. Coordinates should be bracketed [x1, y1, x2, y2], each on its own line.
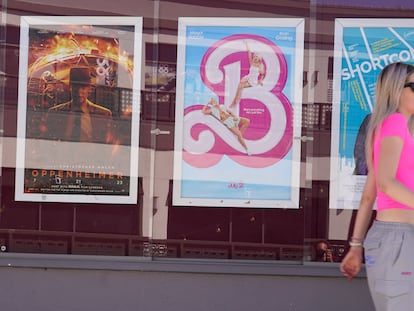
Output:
[372, 220, 414, 232]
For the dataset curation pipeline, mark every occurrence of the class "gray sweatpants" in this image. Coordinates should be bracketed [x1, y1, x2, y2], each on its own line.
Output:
[364, 221, 414, 311]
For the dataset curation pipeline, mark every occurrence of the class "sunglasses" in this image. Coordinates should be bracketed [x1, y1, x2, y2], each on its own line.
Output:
[404, 82, 414, 92]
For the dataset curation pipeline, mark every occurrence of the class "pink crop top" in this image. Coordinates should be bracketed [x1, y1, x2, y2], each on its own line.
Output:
[374, 113, 414, 211]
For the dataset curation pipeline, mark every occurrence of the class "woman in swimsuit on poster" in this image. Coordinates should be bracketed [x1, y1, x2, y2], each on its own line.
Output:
[230, 41, 266, 108]
[202, 97, 251, 155]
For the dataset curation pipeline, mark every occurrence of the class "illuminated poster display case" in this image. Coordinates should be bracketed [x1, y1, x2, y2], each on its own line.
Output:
[15, 16, 143, 204]
[173, 17, 305, 208]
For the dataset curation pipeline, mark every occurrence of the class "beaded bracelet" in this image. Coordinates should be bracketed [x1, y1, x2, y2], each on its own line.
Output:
[349, 241, 363, 247]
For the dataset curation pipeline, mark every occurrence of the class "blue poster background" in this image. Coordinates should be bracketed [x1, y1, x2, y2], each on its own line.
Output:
[340, 26, 414, 166]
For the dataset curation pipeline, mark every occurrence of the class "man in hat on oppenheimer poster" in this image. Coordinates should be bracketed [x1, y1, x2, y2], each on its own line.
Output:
[46, 66, 113, 143]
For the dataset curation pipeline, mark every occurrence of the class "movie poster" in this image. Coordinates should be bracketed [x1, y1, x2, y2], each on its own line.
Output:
[173, 18, 304, 208]
[15, 16, 142, 204]
[330, 18, 414, 209]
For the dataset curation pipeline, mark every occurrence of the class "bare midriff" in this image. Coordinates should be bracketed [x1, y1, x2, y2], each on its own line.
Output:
[376, 208, 414, 225]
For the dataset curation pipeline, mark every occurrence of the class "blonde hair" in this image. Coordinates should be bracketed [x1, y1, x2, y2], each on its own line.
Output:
[366, 62, 414, 167]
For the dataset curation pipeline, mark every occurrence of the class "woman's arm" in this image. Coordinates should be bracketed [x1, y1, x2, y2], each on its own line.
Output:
[245, 41, 252, 64]
[352, 169, 376, 240]
[340, 169, 376, 280]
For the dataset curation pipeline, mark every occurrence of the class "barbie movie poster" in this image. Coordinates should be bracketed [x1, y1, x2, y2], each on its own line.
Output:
[330, 18, 414, 209]
[15, 16, 142, 204]
[173, 18, 305, 208]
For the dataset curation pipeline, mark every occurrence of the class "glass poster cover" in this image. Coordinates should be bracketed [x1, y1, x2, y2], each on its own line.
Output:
[330, 18, 414, 209]
[173, 18, 304, 208]
[15, 16, 142, 204]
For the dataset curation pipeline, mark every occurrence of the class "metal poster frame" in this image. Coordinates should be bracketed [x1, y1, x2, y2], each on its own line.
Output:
[173, 17, 305, 208]
[15, 16, 142, 204]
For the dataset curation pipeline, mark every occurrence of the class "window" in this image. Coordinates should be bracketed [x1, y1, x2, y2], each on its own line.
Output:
[1, 0, 412, 265]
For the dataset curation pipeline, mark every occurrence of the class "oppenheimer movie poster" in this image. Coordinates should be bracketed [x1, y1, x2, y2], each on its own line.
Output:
[15, 16, 142, 204]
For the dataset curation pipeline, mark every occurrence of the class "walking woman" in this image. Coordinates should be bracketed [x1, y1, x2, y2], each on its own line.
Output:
[340, 62, 414, 311]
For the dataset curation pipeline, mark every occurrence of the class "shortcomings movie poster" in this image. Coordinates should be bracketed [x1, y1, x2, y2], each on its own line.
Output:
[330, 18, 414, 209]
[173, 18, 305, 208]
[15, 16, 142, 204]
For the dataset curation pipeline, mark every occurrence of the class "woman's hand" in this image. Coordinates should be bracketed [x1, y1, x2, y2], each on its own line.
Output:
[340, 247, 363, 281]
